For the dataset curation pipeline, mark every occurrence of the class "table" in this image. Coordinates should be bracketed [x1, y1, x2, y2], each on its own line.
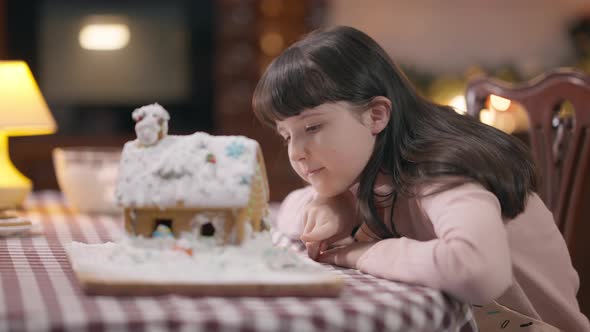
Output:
[0, 191, 477, 331]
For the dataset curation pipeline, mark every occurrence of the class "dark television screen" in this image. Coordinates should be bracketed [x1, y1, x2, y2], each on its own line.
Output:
[6, 0, 214, 135]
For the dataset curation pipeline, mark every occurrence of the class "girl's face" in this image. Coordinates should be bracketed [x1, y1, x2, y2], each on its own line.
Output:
[276, 102, 376, 197]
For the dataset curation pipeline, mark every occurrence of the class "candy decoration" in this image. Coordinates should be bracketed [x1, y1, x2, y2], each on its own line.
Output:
[152, 224, 173, 238]
[173, 244, 194, 256]
[206, 153, 216, 164]
[226, 141, 245, 159]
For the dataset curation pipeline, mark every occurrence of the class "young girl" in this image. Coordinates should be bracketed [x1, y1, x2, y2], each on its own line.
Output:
[252, 26, 590, 331]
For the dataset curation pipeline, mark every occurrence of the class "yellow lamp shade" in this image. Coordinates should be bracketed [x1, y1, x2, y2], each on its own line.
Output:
[0, 60, 57, 208]
[0, 61, 57, 136]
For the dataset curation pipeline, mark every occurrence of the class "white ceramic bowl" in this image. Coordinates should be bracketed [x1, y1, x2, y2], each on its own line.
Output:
[52, 147, 122, 214]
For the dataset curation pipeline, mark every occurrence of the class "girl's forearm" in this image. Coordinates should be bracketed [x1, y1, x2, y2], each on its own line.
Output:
[357, 183, 513, 304]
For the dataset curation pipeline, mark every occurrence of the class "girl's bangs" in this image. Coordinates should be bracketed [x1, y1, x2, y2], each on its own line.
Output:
[252, 48, 338, 127]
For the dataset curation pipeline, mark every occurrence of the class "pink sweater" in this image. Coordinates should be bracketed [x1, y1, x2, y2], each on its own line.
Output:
[276, 183, 590, 332]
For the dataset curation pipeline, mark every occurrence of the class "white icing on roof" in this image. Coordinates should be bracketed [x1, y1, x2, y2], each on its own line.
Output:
[115, 132, 260, 209]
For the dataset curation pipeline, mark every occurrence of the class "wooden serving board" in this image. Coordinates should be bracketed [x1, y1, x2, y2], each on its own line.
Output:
[74, 271, 344, 297]
[66, 241, 344, 297]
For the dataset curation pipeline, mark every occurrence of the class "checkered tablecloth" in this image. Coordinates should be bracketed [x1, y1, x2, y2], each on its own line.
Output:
[0, 191, 477, 332]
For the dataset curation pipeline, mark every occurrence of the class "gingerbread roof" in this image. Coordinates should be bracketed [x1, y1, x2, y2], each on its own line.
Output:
[115, 132, 261, 209]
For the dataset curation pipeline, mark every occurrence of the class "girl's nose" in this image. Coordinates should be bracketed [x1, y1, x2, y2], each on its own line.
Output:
[288, 137, 307, 161]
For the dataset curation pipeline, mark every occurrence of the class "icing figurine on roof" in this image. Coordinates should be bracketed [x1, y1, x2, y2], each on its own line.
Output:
[132, 103, 170, 147]
[115, 103, 270, 245]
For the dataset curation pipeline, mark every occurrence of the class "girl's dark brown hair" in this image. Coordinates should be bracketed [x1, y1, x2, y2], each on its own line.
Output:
[252, 26, 537, 238]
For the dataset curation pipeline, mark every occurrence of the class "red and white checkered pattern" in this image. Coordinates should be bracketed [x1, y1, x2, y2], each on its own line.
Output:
[0, 191, 477, 331]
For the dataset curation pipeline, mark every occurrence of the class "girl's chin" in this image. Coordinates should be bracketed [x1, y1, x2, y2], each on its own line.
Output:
[310, 183, 350, 198]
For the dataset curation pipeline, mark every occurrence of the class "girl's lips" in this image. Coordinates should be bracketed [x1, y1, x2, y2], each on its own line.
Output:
[307, 167, 325, 177]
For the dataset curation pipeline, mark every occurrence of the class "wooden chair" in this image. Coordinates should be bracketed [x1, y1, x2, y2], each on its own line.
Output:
[465, 68, 590, 317]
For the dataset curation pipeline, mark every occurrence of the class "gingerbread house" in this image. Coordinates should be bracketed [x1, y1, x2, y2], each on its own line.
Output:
[115, 104, 269, 245]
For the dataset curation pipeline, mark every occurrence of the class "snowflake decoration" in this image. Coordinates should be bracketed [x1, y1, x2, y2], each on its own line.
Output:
[226, 141, 245, 159]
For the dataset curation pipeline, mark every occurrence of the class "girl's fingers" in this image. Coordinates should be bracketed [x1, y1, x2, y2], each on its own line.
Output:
[317, 247, 344, 266]
[300, 231, 314, 242]
[319, 240, 329, 253]
[305, 241, 322, 260]
[301, 210, 315, 236]
[329, 236, 354, 247]
[300, 218, 336, 242]
[318, 242, 377, 269]
[318, 236, 352, 255]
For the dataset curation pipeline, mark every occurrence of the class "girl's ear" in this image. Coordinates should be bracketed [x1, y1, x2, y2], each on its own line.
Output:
[362, 96, 392, 135]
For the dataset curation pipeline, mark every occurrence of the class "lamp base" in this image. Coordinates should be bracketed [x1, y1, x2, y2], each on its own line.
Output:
[0, 185, 31, 209]
[0, 133, 33, 209]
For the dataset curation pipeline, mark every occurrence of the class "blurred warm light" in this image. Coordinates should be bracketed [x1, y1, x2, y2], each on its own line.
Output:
[496, 112, 516, 134]
[479, 107, 520, 134]
[260, 32, 284, 56]
[79, 23, 130, 50]
[428, 76, 466, 114]
[480, 94, 527, 134]
[448, 95, 466, 114]
[479, 108, 496, 126]
[489, 94, 511, 111]
[511, 101, 530, 132]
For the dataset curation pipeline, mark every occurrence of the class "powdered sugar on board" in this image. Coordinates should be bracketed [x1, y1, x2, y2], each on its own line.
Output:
[65, 232, 344, 296]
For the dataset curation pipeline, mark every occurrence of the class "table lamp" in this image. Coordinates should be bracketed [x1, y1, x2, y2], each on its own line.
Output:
[0, 61, 57, 209]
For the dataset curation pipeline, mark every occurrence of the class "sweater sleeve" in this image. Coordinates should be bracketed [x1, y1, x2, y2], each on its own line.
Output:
[356, 183, 513, 304]
[275, 186, 316, 240]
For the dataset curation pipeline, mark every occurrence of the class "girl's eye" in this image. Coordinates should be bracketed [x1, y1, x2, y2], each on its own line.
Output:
[305, 124, 322, 134]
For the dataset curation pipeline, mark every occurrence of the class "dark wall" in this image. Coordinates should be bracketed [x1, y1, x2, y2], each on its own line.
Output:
[0, 0, 6, 58]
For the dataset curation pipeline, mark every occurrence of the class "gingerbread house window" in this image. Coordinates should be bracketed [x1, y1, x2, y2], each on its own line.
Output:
[154, 219, 172, 232]
[200, 223, 215, 237]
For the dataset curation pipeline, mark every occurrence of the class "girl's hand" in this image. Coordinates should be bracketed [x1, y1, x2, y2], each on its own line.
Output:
[300, 191, 360, 260]
[317, 241, 377, 269]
